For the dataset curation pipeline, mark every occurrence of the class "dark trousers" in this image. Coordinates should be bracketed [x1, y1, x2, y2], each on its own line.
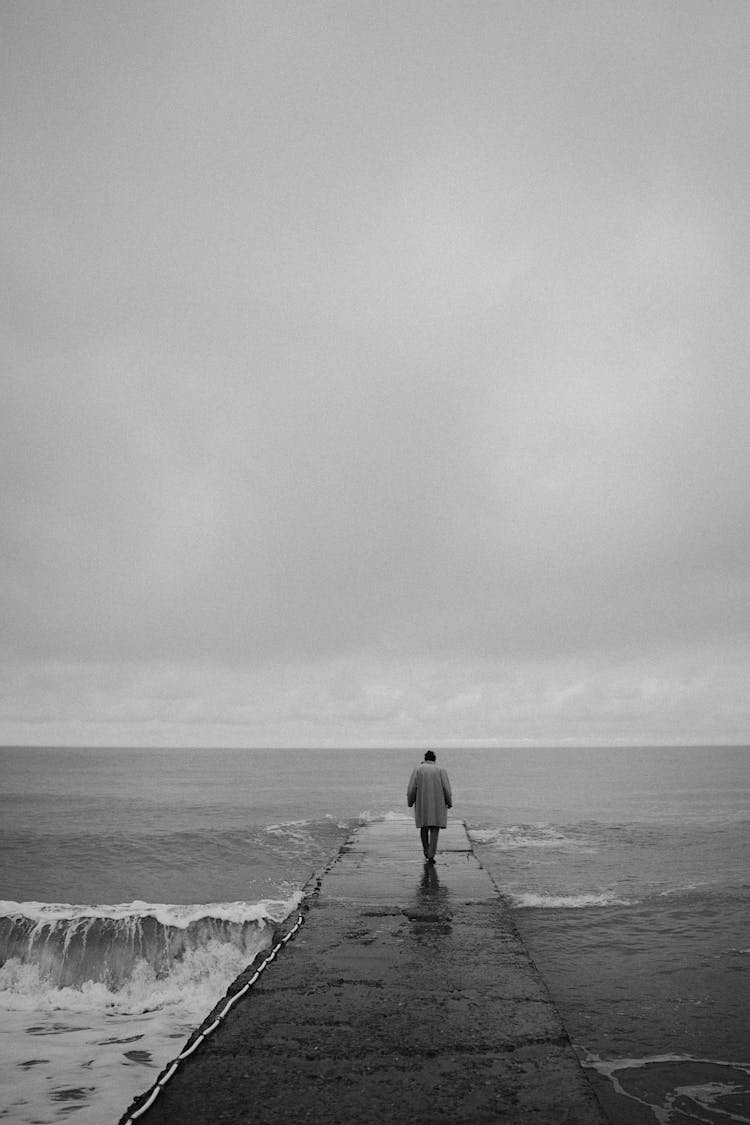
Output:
[420, 825, 440, 860]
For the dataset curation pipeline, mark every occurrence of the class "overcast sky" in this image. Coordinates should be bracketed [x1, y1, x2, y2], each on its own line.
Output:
[3, 1, 749, 748]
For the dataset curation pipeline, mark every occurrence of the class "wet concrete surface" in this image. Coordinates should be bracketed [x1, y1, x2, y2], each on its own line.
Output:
[120, 819, 609, 1124]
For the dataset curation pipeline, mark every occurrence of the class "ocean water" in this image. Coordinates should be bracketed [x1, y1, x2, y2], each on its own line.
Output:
[1, 745, 748, 1124]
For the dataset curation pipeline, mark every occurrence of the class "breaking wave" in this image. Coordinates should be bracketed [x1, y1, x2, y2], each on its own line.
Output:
[0, 896, 300, 1010]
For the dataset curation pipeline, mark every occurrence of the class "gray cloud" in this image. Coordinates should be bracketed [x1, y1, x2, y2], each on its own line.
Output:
[2, 2, 749, 744]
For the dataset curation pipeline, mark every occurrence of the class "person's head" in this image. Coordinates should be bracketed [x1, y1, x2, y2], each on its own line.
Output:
[424, 750, 436, 762]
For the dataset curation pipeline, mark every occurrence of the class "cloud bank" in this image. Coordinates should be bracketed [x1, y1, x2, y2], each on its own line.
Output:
[3, 2, 749, 745]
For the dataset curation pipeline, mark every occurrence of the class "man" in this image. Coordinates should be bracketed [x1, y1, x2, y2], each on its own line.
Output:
[406, 750, 453, 863]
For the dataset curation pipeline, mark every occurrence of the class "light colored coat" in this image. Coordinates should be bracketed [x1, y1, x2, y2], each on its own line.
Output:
[406, 762, 453, 828]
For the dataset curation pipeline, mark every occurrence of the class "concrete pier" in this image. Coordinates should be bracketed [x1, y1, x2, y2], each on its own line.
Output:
[121, 819, 609, 1124]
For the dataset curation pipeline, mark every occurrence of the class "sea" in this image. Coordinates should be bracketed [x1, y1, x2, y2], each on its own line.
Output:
[1, 745, 748, 1124]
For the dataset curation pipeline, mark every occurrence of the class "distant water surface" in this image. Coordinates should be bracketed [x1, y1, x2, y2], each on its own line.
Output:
[1, 745, 748, 1124]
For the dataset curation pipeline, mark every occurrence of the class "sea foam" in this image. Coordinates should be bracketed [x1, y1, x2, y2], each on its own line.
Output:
[511, 891, 635, 909]
[469, 824, 587, 849]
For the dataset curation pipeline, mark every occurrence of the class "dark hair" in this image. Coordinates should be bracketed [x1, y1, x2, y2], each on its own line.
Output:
[424, 750, 436, 762]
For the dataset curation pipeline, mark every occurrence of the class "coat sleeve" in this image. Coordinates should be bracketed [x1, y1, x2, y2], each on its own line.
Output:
[406, 768, 417, 808]
[440, 769, 452, 809]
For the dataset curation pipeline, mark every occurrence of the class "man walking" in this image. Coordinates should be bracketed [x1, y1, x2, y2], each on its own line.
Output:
[406, 751, 453, 863]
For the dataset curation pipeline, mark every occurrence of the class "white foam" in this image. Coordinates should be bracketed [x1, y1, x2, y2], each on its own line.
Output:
[511, 891, 635, 909]
[357, 809, 410, 825]
[581, 1053, 750, 1125]
[0, 941, 264, 1125]
[263, 819, 317, 843]
[656, 881, 709, 897]
[0, 895, 301, 929]
[468, 824, 585, 849]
